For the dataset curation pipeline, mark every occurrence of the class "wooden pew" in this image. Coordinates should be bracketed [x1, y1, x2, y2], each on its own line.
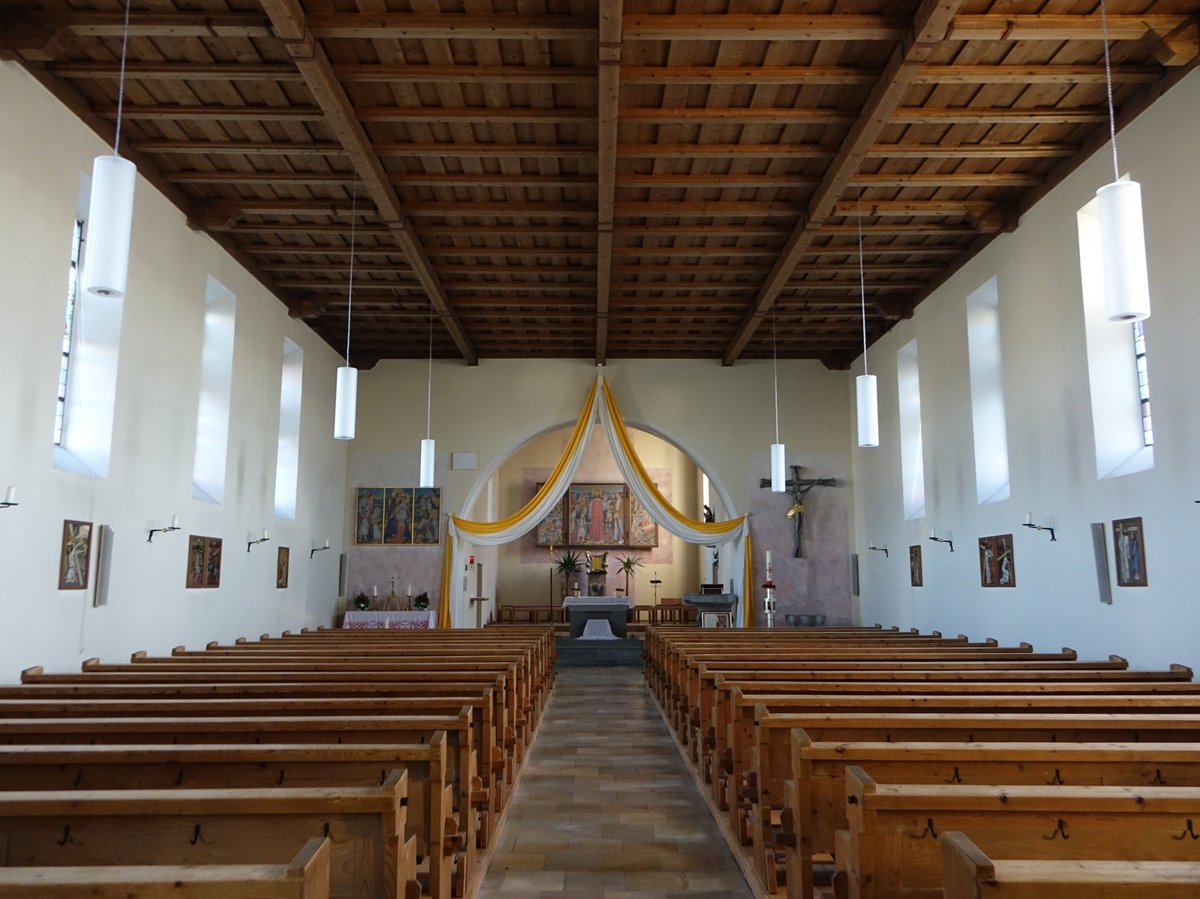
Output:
[0, 737, 456, 899]
[941, 830, 1200, 899]
[0, 835, 334, 899]
[0, 771, 418, 899]
[785, 733, 1200, 899]
[0, 710, 476, 894]
[845, 767, 1200, 899]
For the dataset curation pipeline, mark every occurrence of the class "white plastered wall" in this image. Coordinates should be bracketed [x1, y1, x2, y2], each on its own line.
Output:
[851, 69, 1200, 672]
[0, 63, 349, 680]
[350, 357, 851, 627]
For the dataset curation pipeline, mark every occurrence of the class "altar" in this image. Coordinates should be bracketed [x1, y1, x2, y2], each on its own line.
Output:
[681, 593, 739, 627]
[342, 610, 436, 630]
[561, 596, 633, 638]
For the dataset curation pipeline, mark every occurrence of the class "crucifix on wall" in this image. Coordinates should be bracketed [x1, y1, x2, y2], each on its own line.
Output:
[759, 465, 838, 558]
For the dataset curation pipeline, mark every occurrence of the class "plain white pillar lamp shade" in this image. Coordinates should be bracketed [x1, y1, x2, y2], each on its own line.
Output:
[770, 442, 786, 492]
[420, 438, 436, 488]
[1097, 179, 1151, 322]
[857, 373, 879, 447]
[81, 155, 137, 299]
[334, 366, 358, 440]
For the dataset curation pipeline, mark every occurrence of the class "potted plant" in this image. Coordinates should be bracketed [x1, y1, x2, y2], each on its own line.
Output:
[412, 592, 429, 611]
[554, 549, 583, 597]
[616, 553, 643, 596]
[351, 591, 370, 611]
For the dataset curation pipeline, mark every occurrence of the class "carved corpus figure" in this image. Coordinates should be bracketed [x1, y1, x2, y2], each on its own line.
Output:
[758, 465, 837, 558]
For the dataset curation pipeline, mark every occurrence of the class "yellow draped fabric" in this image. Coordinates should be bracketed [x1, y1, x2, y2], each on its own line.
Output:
[439, 371, 751, 628]
[742, 532, 754, 628]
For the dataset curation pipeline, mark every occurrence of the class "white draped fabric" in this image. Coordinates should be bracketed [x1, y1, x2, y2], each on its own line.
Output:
[441, 371, 753, 627]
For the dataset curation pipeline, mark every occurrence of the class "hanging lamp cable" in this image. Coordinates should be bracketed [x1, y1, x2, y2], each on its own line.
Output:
[1099, 0, 1121, 182]
[772, 304, 781, 444]
[344, 181, 357, 366]
[857, 187, 869, 376]
[113, 0, 132, 155]
[425, 298, 434, 440]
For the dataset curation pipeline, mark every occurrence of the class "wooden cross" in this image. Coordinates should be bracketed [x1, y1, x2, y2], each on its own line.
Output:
[758, 465, 837, 558]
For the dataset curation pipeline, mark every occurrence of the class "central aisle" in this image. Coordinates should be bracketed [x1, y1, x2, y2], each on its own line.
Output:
[477, 666, 755, 898]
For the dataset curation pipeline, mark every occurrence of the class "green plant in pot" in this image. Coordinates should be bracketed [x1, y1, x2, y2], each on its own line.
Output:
[352, 591, 370, 611]
[412, 592, 429, 611]
[615, 553, 643, 596]
[554, 549, 583, 597]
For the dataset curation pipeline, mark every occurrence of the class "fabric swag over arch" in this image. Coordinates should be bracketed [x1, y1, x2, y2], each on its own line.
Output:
[439, 372, 753, 628]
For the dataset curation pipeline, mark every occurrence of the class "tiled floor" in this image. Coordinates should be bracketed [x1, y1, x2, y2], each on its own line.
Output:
[477, 666, 756, 899]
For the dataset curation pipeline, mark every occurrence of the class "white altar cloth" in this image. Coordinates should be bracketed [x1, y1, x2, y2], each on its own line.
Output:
[562, 596, 633, 610]
[343, 610, 436, 629]
[579, 618, 619, 640]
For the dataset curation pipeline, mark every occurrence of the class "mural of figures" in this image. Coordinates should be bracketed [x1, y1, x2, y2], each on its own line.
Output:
[627, 492, 658, 547]
[909, 545, 923, 587]
[186, 536, 222, 588]
[413, 488, 441, 545]
[539, 483, 658, 548]
[534, 483, 566, 546]
[276, 546, 289, 589]
[383, 488, 413, 545]
[355, 488, 385, 545]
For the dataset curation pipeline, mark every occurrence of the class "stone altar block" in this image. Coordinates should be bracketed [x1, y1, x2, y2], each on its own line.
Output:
[681, 593, 739, 626]
[562, 596, 632, 638]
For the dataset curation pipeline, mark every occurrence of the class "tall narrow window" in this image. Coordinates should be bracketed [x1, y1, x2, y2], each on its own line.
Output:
[1078, 193, 1154, 478]
[896, 340, 925, 520]
[966, 277, 1011, 504]
[1133, 320, 1153, 446]
[54, 218, 83, 447]
[53, 173, 124, 478]
[274, 338, 304, 519]
[192, 277, 237, 504]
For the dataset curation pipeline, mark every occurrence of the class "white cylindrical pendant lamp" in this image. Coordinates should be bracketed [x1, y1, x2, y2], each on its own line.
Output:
[333, 366, 358, 440]
[770, 443, 786, 493]
[81, 155, 137, 299]
[856, 374, 880, 448]
[419, 438, 436, 488]
[1097, 179, 1151, 322]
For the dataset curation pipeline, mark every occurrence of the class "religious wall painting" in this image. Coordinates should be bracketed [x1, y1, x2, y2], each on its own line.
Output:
[412, 488, 442, 545]
[978, 534, 1016, 588]
[355, 487, 386, 545]
[567, 484, 627, 547]
[1113, 517, 1148, 587]
[909, 545, 923, 587]
[533, 482, 566, 547]
[186, 535, 222, 589]
[700, 610, 732, 628]
[383, 488, 413, 545]
[627, 491, 659, 548]
[276, 546, 289, 589]
[58, 519, 92, 590]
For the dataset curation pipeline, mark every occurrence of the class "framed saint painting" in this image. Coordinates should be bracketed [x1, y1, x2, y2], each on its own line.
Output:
[1112, 517, 1148, 587]
[909, 545, 923, 587]
[58, 520, 92, 590]
[354, 488, 386, 545]
[978, 534, 1016, 588]
[627, 492, 659, 548]
[276, 546, 290, 589]
[412, 488, 442, 545]
[186, 536, 222, 589]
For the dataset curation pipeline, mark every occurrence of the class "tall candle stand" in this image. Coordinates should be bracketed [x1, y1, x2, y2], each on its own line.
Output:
[762, 553, 776, 628]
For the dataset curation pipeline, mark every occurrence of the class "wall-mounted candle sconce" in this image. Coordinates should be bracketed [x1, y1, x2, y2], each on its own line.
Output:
[1021, 512, 1057, 542]
[247, 529, 270, 552]
[928, 528, 954, 552]
[868, 542, 889, 559]
[1, 486, 17, 509]
[147, 515, 180, 542]
[310, 539, 331, 559]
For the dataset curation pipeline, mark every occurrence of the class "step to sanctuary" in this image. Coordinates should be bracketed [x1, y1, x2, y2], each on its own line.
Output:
[555, 638, 644, 667]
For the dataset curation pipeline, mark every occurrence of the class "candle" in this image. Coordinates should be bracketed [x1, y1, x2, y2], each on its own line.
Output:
[929, 528, 936, 539]
[868, 542, 876, 550]
[765, 550, 772, 566]
[373, 585, 378, 597]
[407, 585, 412, 597]
[262, 529, 269, 540]
[323, 539, 330, 548]
[3, 486, 14, 504]
[170, 515, 179, 528]
[1025, 512, 1033, 525]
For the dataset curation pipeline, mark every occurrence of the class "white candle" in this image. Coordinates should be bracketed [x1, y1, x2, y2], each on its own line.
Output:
[765, 550, 772, 566]
[407, 585, 412, 597]
[3, 486, 14, 504]
[373, 585, 378, 597]
[262, 529, 269, 540]
[929, 528, 936, 539]
[868, 542, 876, 550]
[323, 539, 330, 548]
[1025, 512, 1033, 525]
[170, 515, 179, 528]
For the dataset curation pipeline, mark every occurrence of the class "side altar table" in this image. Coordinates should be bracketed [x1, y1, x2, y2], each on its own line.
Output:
[562, 596, 633, 638]
[342, 610, 436, 630]
[681, 593, 738, 626]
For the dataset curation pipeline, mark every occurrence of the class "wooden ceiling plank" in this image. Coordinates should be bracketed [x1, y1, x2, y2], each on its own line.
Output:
[305, 13, 593, 40]
[618, 142, 836, 158]
[622, 65, 876, 85]
[594, 0, 622, 364]
[622, 15, 908, 42]
[257, 0, 477, 364]
[721, 0, 969, 366]
[948, 14, 1191, 43]
[915, 63, 1161, 85]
